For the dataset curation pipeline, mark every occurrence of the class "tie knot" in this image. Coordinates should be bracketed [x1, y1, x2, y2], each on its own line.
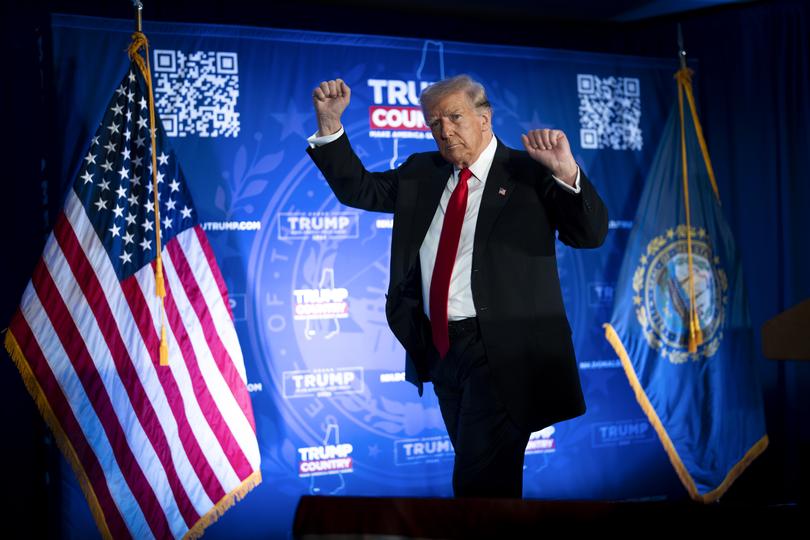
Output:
[458, 168, 473, 183]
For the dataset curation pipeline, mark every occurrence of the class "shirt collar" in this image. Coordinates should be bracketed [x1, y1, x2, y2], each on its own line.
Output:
[455, 134, 497, 184]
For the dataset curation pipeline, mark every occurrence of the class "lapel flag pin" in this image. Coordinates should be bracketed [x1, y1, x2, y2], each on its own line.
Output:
[498, 187, 507, 196]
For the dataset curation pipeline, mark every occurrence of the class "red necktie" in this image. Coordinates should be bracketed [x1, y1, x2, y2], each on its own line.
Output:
[429, 167, 473, 359]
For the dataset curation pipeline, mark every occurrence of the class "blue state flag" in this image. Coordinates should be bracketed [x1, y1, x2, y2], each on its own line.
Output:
[604, 68, 767, 502]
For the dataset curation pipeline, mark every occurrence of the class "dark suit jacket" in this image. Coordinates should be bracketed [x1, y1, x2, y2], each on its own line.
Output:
[307, 133, 608, 431]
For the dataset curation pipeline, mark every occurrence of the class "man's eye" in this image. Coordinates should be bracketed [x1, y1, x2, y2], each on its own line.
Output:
[450, 114, 462, 122]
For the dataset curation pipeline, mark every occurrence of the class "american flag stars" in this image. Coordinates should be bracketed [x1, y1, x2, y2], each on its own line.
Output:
[75, 69, 197, 280]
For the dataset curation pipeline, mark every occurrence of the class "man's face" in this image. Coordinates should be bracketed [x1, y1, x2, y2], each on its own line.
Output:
[425, 91, 491, 169]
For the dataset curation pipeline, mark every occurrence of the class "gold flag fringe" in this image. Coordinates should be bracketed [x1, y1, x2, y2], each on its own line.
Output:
[4, 330, 114, 540]
[184, 470, 262, 540]
[603, 323, 768, 503]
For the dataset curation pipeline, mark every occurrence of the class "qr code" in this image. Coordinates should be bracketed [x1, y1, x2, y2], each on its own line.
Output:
[577, 74, 641, 151]
[152, 49, 240, 137]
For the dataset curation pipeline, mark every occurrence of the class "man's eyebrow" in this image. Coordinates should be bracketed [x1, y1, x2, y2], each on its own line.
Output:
[426, 107, 466, 125]
[431, 108, 463, 117]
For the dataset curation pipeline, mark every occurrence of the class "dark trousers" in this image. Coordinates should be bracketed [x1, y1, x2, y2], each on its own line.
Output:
[429, 318, 531, 498]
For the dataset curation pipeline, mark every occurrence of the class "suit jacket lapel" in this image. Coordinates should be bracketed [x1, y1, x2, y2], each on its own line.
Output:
[474, 140, 514, 263]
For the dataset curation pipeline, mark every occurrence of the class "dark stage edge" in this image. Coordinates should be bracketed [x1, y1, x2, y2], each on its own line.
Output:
[293, 496, 804, 539]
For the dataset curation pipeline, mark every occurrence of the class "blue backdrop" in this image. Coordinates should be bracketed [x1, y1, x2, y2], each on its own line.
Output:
[45, 13, 691, 538]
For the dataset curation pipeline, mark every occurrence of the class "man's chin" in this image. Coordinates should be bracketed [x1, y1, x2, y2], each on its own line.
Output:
[441, 150, 469, 168]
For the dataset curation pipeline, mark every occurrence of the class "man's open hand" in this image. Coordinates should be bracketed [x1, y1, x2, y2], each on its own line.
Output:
[313, 79, 351, 136]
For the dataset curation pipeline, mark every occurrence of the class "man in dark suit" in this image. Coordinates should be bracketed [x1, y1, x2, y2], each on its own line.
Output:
[307, 75, 608, 498]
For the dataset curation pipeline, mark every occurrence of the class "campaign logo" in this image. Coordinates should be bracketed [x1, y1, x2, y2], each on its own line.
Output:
[525, 426, 556, 455]
[293, 286, 349, 321]
[591, 419, 655, 447]
[298, 443, 354, 477]
[367, 79, 433, 140]
[283, 367, 364, 399]
[394, 436, 454, 466]
[278, 212, 359, 241]
[294, 268, 349, 340]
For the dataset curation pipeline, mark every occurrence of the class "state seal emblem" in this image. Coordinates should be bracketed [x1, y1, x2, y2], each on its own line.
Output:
[632, 225, 728, 364]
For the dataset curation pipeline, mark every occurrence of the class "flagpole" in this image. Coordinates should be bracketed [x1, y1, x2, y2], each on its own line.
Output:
[676, 23, 722, 351]
[677, 23, 687, 70]
[133, 0, 143, 32]
[674, 24, 704, 353]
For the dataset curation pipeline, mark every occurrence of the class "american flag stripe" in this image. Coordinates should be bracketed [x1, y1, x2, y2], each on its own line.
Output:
[53, 207, 201, 528]
[9, 315, 129, 539]
[162, 244, 256, 460]
[193, 227, 236, 323]
[167, 233, 255, 431]
[121, 273, 228, 506]
[59, 184, 254, 533]
[160, 254, 255, 481]
[21, 268, 162, 539]
[33, 241, 175, 539]
[66, 193, 235, 521]
[130, 267, 240, 501]
[134, 264, 244, 491]
[178, 229, 249, 401]
[65, 189, 228, 511]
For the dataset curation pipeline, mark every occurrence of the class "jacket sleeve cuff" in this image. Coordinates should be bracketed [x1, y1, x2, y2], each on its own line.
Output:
[307, 127, 345, 148]
[552, 166, 581, 194]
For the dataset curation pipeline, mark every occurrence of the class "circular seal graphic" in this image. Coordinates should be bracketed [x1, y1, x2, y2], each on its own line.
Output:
[632, 225, 728, 364]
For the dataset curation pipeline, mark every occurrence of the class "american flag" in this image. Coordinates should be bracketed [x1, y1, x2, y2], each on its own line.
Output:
[4, 61, 261, 539]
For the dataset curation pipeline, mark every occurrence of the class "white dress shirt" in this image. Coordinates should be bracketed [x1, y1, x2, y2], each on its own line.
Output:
[307, 128, 581, 321]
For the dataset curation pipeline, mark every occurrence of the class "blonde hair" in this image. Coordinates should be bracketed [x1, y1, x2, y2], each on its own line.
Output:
[420, 74, 491, 117]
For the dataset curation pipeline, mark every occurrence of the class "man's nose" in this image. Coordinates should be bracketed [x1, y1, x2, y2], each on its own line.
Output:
[440, 119, 452, 139]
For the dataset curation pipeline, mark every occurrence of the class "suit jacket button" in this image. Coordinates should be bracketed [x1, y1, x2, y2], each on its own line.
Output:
[478, 306, 488, 312]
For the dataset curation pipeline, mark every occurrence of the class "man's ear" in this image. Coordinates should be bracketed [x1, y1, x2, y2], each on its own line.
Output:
[481, 110, 491, 132]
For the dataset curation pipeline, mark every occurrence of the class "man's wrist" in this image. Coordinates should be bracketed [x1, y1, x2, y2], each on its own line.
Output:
[552, 165, 581, 194]
[554, 162, 578, 186]
[317, 116, 343, 137]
